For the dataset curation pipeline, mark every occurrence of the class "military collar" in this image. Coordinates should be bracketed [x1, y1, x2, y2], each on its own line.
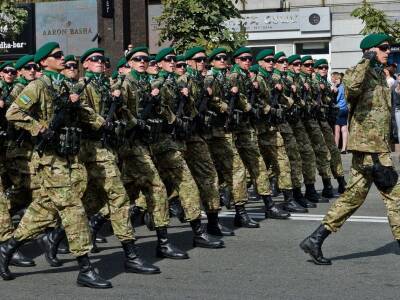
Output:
[273, 68, 283, 76]
[231, 64, 248, 77]
[84, 71, 103, 81]
[130, 69, 147, 82]
[43, 70, 65, 85]
[300, 71, 311, 79]
[158, 70, 176, 80]
[186, 66, 201, 78]
[258, 67, 272, 79]
[315, 73, 328, 84]
[286, 70, 297, 78]
[15, 76, 30, 86]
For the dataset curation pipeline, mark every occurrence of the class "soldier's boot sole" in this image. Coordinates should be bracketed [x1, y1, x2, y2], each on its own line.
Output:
[299, 238, 332, 265]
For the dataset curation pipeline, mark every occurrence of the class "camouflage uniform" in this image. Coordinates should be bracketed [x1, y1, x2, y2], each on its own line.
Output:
[6, 70, 102, 256]
[228, 65, 270, 197]
[118, 69, 169, 227]
[203, 68, 247, 206]
[150, 71, 202, 222]
[299, 72, 332, 179]
[271, 69, 303, 189]
[78, 71, 134, 241]
[323, 58, 400, 238]
[286, 70, 317, 185]
[177, 67, 220, 213]
[313, 73, 344, 179]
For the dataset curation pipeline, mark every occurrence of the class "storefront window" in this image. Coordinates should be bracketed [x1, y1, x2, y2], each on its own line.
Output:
[389, 45, 400, 74]
[295, 42, 329, 55]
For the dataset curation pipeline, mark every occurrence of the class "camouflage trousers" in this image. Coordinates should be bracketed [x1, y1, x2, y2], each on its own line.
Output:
[234, 130, 270, 196]
[153, 149, 201, 222]
[206, 132, 247, 206]
[0, 156, 13, 242]
[118, 142, 169, 228]
[13, 154, 91, 257]
[323, 152, 400, 239]
[184, 136, 220, 213]
[319, 120, 344, 178]
[290, 120, 317, 185]
[257, 128, 292, 190]
[278, 123, 303, 189]
[80, 142, 134, 242]
[303, 118, 332, 179]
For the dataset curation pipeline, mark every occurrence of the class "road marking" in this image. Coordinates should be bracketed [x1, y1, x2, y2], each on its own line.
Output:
[211, 212, 388, 223]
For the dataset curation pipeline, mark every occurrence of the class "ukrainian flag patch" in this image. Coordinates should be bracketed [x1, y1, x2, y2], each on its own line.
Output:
[19, 95, 32, 105]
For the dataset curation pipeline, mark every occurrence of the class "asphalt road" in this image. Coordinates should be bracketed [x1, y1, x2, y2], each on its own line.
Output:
[1, 153, 400, 300]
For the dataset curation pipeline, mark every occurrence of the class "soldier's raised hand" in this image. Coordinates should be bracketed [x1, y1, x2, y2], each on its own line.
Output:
[69, 93, 80, 103]
[181, 87, 189, 97]
[275, 83, 283, 91]
[253, 81, 259, 89]
[207, 87, 213, 96]
[231, 86, 239, 94]
[151, 88, 160, 97]
[112, 90, 121, 98]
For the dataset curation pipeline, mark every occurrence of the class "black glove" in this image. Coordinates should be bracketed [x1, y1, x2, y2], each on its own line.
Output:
[102, 120, 114, 131]
[136, 119, 150, 132]
[363, 50, 377, 61]
[40, 128, 55, 141]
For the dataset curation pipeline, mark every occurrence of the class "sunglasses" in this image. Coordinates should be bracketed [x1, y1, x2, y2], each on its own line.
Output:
[87, 55, 106, 63]
[65, 63, 78, 70]
[276, 58, 288, 64]
[238, 56, 253, 62]
[303, 63, 313, 68]
[131, 55, 150, 62]
[263, 58, 275, 63]
[176, 63, 187, 68]
[214, 55, 227, 61]
[2, 68, 17, 75]
[23, 64, 39, 71]
[291, 62, 301, 67]
[163, 56, 177, 62]
[318, 65, 329, 70]
[48, 51, 64, 60]
[148, 61, 157, 67]
[377, 44, 390, 52]
[193, 56, 207, 63]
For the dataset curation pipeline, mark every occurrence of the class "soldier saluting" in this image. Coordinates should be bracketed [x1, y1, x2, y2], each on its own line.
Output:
[300, 33, 400, 265]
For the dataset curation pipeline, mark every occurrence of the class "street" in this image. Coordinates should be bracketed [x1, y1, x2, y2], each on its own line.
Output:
[1, 153, 399, 300]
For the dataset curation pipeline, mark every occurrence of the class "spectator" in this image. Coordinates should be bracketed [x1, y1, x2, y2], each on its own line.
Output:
[124, 44, 133, 56]
[385, 65, 396, 88]
[332, 72, 348, 154]
[392, 80, 400, 143]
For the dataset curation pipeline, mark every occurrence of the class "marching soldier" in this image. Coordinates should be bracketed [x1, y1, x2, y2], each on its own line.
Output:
[0, 42, 111, 288]
[300, 33, 400, 265]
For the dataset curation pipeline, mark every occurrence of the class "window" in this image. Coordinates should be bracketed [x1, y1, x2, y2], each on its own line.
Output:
[295, 42, 329, 55]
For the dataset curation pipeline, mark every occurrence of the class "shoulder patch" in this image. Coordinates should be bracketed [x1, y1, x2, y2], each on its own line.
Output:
[19, 94, 32, 105]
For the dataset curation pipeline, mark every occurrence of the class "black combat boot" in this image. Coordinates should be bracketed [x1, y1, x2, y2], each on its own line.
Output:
[282, 189, 308, 213]
[206, 212, 234, 236]
[76, 254, 112, 288]
[89, 213, 108, 253]
[219, 186, 232, 209]
[293, 187, 316, 208]
[262, 195, 290, 219]
[234, 205, 260, 228]
[321, 178, 334, 200]
[95, 234, 108, 244]
[169, 197, 186, 223]
[337, 176, 347, 194]
[190, 219, 225, 248]
[0, 238, 23, 280]
[38, 227, 66, 267]
[270, 176, 280, 197]
[130, 205, 144, 227]
[143, 211, 156, 231]
[10, 249, 35, 267]
[156, 227, 189, 259]
[305, 183, 321, 203]
[121, 240, 160, 274]
[299, 224, 332, 265]
[247, 184, 258, 202]
[57, 237, 70, 254]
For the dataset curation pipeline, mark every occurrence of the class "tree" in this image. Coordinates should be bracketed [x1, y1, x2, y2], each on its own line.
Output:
[155, 0, 247, 54]
[351, 0, 400, 42]
[0, 0, 28, 40]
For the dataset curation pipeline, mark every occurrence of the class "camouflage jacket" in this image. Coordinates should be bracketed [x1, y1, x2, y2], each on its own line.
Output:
[343, 58, 391, 153]
[254, 68, 274, 134]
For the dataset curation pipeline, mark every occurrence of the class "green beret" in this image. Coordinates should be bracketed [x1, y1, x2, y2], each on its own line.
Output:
[34, 42, 60, 63]
[117, 57, 127, 69]
[0, 61, 15, 71]
[314, 58, 329, 68]
[249, 64, 259, 73]
[256, 49, 275, 62]
[176, 55, 185, 62]
[126, 46, 149, 61]
[208, 48, 227, 60]
[301, 55, 313, 64]
[274, 51, 286, 61]
[232, 47, 251, 58]
[80, 47, 105, 63]
[360, 33, 391, 50]
[149, 55, 156, 62]
[64, 55, 78, 63]
[155, 47, 175, 62]
[287, 54, 301, 65]
[111, 70, 118, 80]
[185, 46, 206, 60]
[15, 55, 34, 70]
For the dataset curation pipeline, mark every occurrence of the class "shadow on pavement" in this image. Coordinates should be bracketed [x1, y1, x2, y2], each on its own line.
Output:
[330, 241, 400, 261]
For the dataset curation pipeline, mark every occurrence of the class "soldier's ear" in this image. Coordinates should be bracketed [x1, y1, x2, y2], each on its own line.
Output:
[40, 58, 48, 68]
